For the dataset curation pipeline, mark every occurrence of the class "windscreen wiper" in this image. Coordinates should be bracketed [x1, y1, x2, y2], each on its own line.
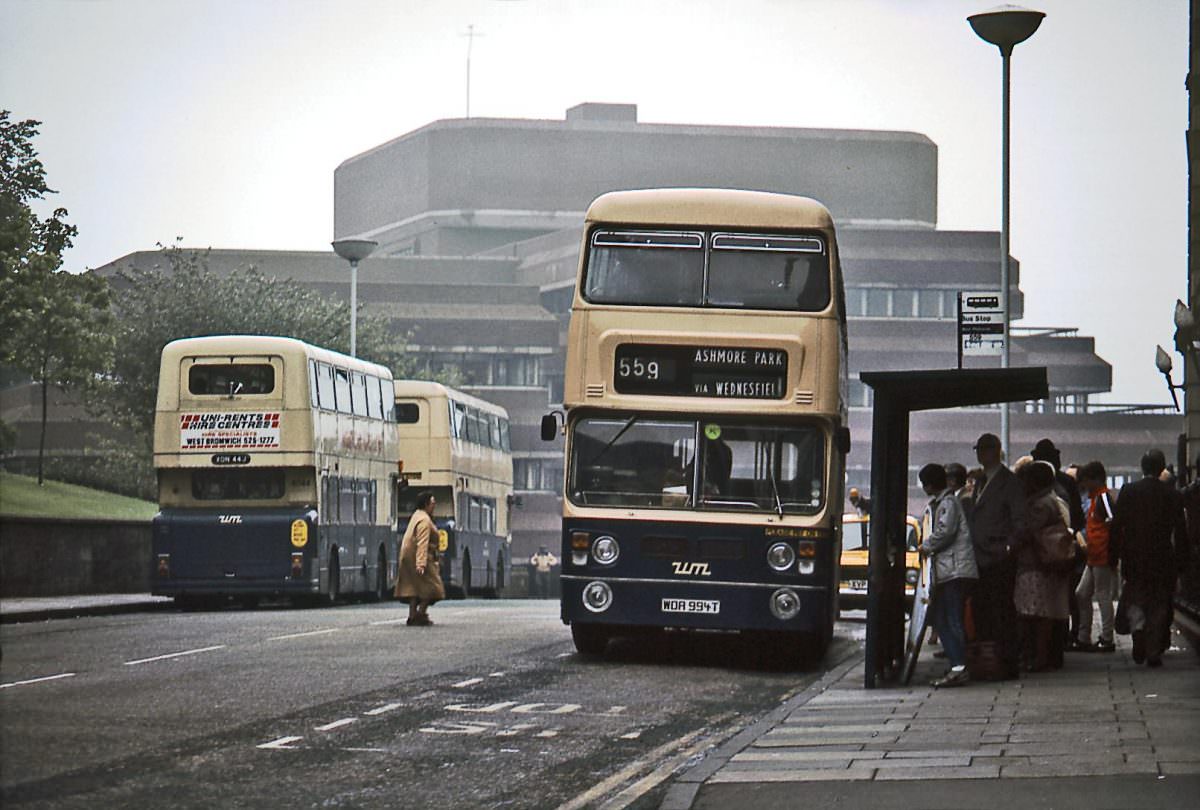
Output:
[768, 458, 784, 518]
[588, 414, 638, 467]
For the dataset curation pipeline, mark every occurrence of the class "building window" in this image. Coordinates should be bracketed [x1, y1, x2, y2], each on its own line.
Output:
[918, 290, 943, 319]
[892, 289, 917, 318]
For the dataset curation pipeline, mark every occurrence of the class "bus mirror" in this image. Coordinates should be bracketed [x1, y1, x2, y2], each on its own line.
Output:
[540, 413, 560, 442]
[835, 427, 851, 455]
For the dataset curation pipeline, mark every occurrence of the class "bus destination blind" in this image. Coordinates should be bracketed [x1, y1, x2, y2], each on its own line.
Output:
[613, 344, 787, 398]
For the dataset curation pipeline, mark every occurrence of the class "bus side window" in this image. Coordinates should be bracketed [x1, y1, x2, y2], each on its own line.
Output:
[351, 373, 368, 417]
[489, 414, 501, 448]
[452, 401, 467, 439]
[380, 378, 394, 421]
[334, 368, 352, 414]
[500, 418, 510, 452]
[316, 363, 335, 410]
[309, 360, 319, 409]
[366, 374, 382, 419]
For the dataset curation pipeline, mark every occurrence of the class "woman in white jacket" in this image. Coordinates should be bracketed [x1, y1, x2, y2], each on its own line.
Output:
[919, 463, 980, 687]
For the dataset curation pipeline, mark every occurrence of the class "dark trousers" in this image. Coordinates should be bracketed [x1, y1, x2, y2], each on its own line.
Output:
[974, 558, 1019, 675]
[930, 578, 969, 668]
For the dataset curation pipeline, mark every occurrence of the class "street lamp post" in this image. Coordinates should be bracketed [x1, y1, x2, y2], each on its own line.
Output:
[968, 4, 1044, 463]
[331, 238, 378, 358]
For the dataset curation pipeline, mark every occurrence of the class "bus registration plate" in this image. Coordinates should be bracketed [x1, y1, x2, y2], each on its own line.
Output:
[661, 598, 720, 615]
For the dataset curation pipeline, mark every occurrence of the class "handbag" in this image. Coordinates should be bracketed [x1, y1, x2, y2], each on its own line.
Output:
[1036, 521, 1076, 571]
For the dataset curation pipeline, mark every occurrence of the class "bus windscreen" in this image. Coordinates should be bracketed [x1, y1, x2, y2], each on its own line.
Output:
[569, 416, 825, 514]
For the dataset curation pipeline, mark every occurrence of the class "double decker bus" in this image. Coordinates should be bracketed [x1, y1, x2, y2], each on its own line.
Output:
[544, 189, 850, 660]
[393, 381, 513, 597]
[152, 335, 399, 607]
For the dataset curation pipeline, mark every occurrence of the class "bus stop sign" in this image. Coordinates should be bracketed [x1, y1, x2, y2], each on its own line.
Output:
[957, 290, 1005, 362]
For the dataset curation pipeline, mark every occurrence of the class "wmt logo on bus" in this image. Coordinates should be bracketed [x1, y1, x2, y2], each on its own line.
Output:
[672, 561, 711, 576]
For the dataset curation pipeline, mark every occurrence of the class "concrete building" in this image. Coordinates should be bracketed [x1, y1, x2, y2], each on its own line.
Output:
[30, 103, 1180, 569]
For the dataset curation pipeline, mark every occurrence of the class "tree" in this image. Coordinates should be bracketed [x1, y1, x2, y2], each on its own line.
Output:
[0, 111, 115, 484]
[94, 242, 413, 445]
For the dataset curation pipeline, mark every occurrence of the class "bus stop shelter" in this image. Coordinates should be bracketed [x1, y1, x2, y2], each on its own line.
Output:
[860, 367, 1049, 689]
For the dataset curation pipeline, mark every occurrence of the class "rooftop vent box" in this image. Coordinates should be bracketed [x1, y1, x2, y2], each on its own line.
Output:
[565, 103, 638, 123]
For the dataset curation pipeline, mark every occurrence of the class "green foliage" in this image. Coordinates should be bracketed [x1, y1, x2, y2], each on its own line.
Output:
[0, 470, 158, 520]
[94, 242, 414, 442]
[0, 111, 116, 484]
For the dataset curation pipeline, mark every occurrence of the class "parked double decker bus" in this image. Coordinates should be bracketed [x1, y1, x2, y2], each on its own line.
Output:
[393, 381, 513, 597]
[152, 335, 399, 607]
[543, 189, 850, 660]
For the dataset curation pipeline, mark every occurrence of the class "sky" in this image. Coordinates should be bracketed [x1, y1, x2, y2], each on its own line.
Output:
[0, 0, 1189, 403]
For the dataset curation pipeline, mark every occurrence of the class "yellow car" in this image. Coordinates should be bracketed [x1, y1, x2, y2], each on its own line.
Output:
[838, 513, 921, 611]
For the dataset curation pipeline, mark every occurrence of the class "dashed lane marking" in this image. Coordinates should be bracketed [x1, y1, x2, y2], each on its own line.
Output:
[489, 671, 506, 677]
[257, 736, 303, 750]
[555, 652, 573, 658]
[452, 677, 484, 688]
[536, 729, 560, 738]
[619, 730, 643, 740]
[368, 619, 410, 626]
[124, 645, 226, 666]
[0, 672, 76, 689]
[267, 628, 340, 641]
[314, 718, 357, 732]
[364, 702, 404, 716]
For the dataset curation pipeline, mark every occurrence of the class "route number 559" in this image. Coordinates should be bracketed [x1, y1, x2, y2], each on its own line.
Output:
[618, 357, 659, 380]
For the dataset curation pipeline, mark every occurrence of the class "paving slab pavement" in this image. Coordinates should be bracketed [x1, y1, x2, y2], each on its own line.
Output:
[662, 623, 1200, 810]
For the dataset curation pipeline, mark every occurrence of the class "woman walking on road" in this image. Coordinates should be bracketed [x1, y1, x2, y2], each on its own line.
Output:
[395, 491, 445, 626]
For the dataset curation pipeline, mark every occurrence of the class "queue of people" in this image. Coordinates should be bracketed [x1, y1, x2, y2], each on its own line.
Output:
[910, 435, 1191, 687]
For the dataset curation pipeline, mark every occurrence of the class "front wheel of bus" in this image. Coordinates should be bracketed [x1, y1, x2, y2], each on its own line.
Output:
[372, 548, 388, 602]
[460, 553, 472, 599]
[327, 549, 341, 604]
[571, 623, 610, 657]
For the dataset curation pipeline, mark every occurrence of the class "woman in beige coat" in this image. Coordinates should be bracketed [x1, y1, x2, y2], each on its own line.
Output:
[395, 491, 445, 626]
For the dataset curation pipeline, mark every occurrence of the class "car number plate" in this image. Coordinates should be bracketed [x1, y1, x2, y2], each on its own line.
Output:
[661, 598, 720, 614]
[846, 579, 868, 591]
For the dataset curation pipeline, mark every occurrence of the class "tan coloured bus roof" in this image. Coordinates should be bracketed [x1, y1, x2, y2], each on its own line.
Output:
[392, 379, 509, 417]
[160, 335, 391, 379]
[585, 189, 834, 231]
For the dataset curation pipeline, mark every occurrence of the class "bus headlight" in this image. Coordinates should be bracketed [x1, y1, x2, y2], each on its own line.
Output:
[769, 588, 801, 620]
[905, 568, 919, 585]
[766, 542, 796, 572]
[798, 560, 815, 575]
[582, 580, 613, 613]
[592, 536, 619, 565]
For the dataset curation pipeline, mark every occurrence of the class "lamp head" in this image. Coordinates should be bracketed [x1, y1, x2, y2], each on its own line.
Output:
[1174, 299, 1195, 330]
[331, 238, 378, 265]
[1155, 345, 1174, 376]
[968, 5, 1045, 55]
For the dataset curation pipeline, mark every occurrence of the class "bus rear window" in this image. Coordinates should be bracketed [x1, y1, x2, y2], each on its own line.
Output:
[192, 469, 285, 500]
[189, 364, 275, 396]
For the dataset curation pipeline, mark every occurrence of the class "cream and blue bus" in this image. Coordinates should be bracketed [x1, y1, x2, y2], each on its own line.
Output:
[393, 381, 513, 597]
[152, 335, 399, 607]
[544, 189, 850, 660]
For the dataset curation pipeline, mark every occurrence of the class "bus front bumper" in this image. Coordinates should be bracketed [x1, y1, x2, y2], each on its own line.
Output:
[559, 574, 831, 634]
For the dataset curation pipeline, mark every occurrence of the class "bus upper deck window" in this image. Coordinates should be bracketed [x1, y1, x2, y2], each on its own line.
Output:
[350, 373, 368, 416]
[188, 363, 275, 396]
[366, 374, 383, 419]
[394, 402, 420, 423]
[707, 234, 830, 311]
[333, 368, 352, 414]
[585, 230, 704, 307]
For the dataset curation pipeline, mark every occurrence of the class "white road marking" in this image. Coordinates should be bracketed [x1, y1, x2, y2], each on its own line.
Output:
[555, 652, 573, 658]
[446, 701, 519, 714]
[315, 718, 356, 732]
[555, 727, 708, 810]
[496, 723, 537, 737]
[342, 747, 389, 753]
[489, 671, 506, 677]
[368, 619, 410, 626]
[257, 736, 303, 750]
[124, 645, 226, 666]
[267, 628, 340, 641]
[0, 672, 76, 689]
[452, 677, 484, 688]
[512, 703, 581, 715]
[364, 702, 404, 716]
[419, 720, 496, 735]
[536, 729, 560, 738]
[619, 730, 643, 740]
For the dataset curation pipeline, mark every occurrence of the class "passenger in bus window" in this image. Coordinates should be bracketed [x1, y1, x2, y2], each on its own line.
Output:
[395, 491, 445, 626]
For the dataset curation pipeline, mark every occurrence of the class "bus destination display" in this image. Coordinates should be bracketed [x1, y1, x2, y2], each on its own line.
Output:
[613, 344, 787, 398]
